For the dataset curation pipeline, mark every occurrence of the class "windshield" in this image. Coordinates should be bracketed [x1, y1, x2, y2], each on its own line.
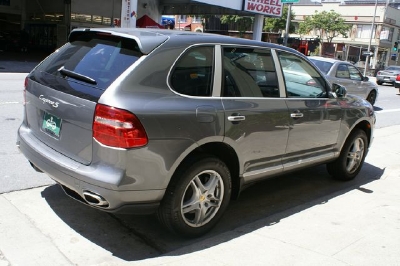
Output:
[386, 66, 400, 71]
[309, 59, 333, 75]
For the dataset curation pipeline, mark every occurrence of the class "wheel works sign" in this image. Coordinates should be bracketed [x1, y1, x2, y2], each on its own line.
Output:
[243, 0, 283, 17]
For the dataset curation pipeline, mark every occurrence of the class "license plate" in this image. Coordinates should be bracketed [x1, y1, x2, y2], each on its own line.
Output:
[42, 112, 62, 138]
[384, 77, 390, 80]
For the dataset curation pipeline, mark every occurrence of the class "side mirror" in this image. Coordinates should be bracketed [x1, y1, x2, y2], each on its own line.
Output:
[332, 83, 347, 97]
[363, 76, 369, 82]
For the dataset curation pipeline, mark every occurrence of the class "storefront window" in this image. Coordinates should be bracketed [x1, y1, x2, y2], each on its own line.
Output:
[380, 26, 394, 41]
[356, 24, 377, 39]
[179, 15, 187, 23]
[192, 16, 202, 23]
[0, 0, 10, 6]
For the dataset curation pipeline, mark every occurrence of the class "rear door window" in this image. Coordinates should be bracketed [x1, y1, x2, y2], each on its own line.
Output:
[335, 64, 351, 79]
[170, 46, 214, 97]
[36, 32, 143, 96]
[222, 47, 279, 97]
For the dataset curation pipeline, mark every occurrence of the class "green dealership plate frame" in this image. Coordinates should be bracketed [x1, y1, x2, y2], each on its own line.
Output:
[42, 112, 62, 138]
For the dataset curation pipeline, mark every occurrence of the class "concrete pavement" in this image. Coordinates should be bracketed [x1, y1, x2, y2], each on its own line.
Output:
[1, 124, 400, 265]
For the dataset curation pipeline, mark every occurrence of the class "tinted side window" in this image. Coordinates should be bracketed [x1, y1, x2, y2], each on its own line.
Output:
[278, 51, 326, 98]
[222, 47, 279, 97]
[170, 46, 214, 97]
[335, 64, 351, 79]
[348, 65, 363, 81]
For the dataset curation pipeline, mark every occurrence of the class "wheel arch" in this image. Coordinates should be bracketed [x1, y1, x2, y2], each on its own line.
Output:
[352, 120, 372, 147]
[169, 142, 241, 200]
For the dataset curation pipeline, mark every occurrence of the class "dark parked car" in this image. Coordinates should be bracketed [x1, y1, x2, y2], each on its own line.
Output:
[17, 28, 375, 237]
[376, 65, 400, 86]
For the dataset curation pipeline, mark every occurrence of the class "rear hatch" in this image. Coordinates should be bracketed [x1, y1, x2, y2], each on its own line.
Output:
[25, 29, 159, 164]
[379, 68, 400, 78]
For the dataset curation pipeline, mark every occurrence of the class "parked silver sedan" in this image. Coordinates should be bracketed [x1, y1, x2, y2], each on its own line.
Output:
[309, 56, 378, 105]
[376, 65, 400, 86]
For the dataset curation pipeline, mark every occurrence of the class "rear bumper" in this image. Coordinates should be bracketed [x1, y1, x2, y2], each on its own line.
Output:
[16, 125, 164, 214]
[377, 76, 395, 84]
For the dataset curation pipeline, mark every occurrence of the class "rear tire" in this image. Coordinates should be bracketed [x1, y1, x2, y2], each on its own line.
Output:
[327, 129, 368, 181]
[158, 156, 231, 237]
[376, 80, 383, 85]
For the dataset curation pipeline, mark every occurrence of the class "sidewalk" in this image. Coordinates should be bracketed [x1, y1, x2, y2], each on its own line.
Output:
[1, 125, 400, 265]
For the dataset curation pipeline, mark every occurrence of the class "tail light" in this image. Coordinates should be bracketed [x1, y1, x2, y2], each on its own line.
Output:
[23, 77, 28, 105]
[377, 71, 382, 76]
[93, 104, 148, 148]
[396, 74, 400, 81]
[306, 79, 317, 87]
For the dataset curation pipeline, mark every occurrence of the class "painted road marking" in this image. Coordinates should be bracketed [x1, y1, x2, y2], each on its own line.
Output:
[0, 102, 20, 105]
[375, 108, 400, 113]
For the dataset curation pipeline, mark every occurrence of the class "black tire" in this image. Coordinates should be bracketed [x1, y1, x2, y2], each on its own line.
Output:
[376, 80, 383, 85]
[158, 156, 232, 237]
[366, 90, 377, 106]
[327, 129, 368, 181]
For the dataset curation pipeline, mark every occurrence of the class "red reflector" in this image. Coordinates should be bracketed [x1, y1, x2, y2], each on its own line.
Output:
[96, 32, 112, 36]
[93, 104, 148, 148]
[23, 77, 28, 105]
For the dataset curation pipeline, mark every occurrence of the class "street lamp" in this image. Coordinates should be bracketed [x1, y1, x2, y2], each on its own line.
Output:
[363, 0, 378, 77]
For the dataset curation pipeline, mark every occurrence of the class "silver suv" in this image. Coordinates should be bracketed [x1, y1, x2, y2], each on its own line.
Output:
[17, 28, 375, 237]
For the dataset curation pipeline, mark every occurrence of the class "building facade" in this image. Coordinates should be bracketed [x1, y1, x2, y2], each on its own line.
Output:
[291, 0, 400, 70]
[2, 0, 400, 71]
[0, 0, 247, 53]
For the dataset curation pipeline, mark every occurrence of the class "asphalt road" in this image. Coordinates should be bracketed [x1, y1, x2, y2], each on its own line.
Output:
[372, 79, 400, 128]
[0, 73, 55, 194]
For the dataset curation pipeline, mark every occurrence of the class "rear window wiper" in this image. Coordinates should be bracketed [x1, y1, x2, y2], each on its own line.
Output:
[58, 66, 97, 85]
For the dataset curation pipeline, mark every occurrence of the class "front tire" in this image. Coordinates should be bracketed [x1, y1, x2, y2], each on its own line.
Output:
[327, 129, 368, 181]
[158, 156, 232, 237]
[366, 90, 377, 106]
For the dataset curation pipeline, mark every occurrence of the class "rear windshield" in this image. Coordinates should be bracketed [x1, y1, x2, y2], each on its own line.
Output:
[309, 59, 333, 75]
[386, 66, 400, 71]
[36, 32, 143, 92]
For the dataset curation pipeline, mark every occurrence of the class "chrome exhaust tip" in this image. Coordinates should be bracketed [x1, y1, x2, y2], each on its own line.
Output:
[29, 161, 43, 173]
[82, 191, 109, 207]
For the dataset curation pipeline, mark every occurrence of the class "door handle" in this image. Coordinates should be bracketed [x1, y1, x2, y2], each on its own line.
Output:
[290, 113, 304, 118]
[228, 115, 246, 122]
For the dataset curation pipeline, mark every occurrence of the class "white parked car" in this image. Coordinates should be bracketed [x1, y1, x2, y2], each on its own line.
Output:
[309, 56, 378, 105]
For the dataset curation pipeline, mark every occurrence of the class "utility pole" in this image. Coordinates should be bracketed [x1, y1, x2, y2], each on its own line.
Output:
[364, 0, 378, 77]
[283, 4, 292, 46]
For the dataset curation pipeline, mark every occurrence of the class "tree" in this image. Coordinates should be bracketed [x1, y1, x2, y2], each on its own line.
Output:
[264, 5, 295, 33]
[298, 10, 351, 55]
[220, 15, 253, 38]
